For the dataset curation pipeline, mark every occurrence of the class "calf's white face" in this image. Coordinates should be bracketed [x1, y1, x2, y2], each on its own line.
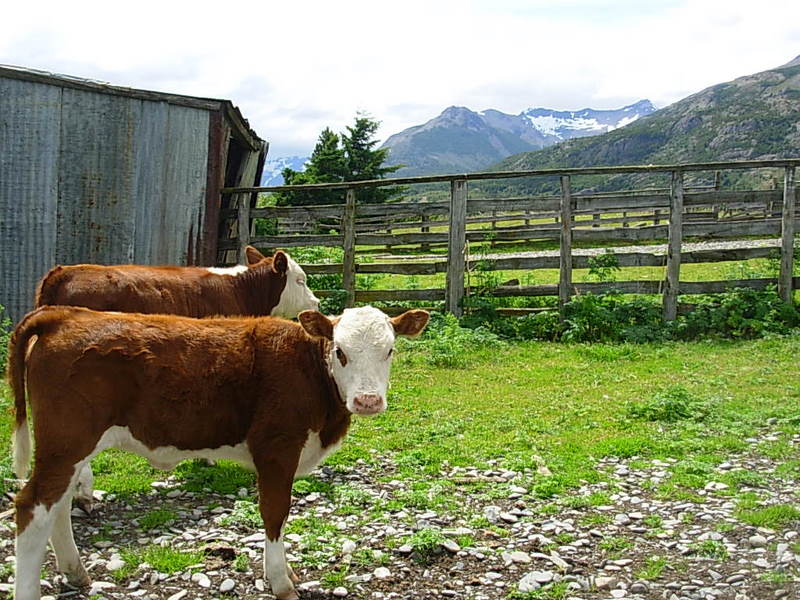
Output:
[271, 254, 319, 318]
[299, 307, 429, 416]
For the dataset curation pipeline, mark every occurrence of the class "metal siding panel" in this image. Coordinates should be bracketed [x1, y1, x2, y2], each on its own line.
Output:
[56, 88, 138, 265]
[161, 105, 209, 264]
[0, 78, 61, 323]
[132, 101, 169, 264]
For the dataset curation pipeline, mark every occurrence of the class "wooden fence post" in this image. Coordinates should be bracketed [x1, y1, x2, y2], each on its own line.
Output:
[237, 192, 251, 265]
[663, 170, 684, 321]
[342, 188, 357, 308]
[558, 175, 573, 317]
[779, 166, 796, 304]
[446, 179, 467, 316]
[421, 212, 430, 252]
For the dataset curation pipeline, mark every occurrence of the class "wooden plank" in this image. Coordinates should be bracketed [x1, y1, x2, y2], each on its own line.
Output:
[342, 188, 357, 307]
[663, 170, 684, 320]
[237, 192, 252, 264]
[0, 78, 62, 323]
[779, 166, 796, 304]
[299, 245, 780, 277]
[446, 179, 468, 315]
[311, 276, 800, 305]
[559, 175, 573, 315]
[240, 233, 344, 248]
[224, 158, 800, 194]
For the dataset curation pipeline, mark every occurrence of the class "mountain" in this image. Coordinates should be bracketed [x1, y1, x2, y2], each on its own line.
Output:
[493, 57, 800, 189]
[380, 100, 655, 177]
[260, 156, 308, 186]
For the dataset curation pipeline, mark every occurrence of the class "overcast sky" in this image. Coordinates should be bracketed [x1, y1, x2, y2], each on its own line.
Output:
[2, 0, 798, 159]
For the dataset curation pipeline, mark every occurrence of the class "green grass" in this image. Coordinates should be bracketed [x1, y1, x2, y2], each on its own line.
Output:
[114, 546, 204, 580]
[1, 334, 799, 502]
[690, 539, 729, 560]
[635, 555, 669, 580]
[736, 504, 800, 529]
[137, 509, 178, 531]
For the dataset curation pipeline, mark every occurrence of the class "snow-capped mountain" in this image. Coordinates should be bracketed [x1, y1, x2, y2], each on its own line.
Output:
[262, 100, 656, 182]
[381, 100, 655, 176]
[522, 100, 655, 139]
[260, 155, 308, 186]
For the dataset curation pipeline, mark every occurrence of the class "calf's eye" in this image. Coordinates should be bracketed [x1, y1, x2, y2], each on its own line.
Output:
[387, 348, 394, 360]
[335, 347, 348, 366]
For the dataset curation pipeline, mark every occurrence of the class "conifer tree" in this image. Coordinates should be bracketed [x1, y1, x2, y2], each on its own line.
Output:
[275, 114, 402, 206]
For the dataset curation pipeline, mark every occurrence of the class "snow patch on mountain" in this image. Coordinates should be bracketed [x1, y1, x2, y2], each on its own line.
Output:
[522, 100, 655, 140]
[260, 155, 308, 186]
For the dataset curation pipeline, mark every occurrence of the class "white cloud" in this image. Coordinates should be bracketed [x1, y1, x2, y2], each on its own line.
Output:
[1, 0, 798, 158]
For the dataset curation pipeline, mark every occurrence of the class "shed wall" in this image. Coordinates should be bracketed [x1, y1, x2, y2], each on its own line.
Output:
[1, 78, 211, 323]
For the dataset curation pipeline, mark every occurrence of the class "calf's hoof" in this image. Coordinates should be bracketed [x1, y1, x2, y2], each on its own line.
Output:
[65, 570, 92, 588]
[74, 497, 93, 515]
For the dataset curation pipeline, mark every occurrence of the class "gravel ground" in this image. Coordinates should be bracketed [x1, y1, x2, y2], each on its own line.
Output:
[0, 424, 798, 600]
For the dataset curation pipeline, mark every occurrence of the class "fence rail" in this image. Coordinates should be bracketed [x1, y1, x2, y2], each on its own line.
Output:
[220, 159, 800, 319]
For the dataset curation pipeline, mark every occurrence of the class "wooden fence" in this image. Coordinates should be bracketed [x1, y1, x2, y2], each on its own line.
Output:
[220, 159, 800, 319]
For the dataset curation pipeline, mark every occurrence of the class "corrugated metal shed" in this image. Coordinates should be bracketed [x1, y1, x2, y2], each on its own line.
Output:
[0, 65, 267, 323]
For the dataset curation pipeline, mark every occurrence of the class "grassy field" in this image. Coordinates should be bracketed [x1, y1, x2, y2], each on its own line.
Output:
[1, 330, 798, 503]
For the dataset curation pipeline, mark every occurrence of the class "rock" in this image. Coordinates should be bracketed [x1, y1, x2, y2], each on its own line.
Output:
[342, 539, 357, 555]
[517, 573, 541, 593]
[499, 512, 519, 524]
[611, 591, 627, 599]
[484, 505, 502, 523]
[89, 581, 117, 594]
[749, 534, 768, 548]
[167, 591, 187, 600]
[397, 544, 413, 554]
[191, 572, 211, 588]
[442, 539, 461, 553]
[106, 558, 126, 571]
[298, 580, 321, 591]
[630, 581, 649, 594]
[614, 513, 632, 526]
[333, 586, 349, 597]
[509, 551, 532, 564]
[594, 576, 616, 590]
[219, 578, 235, 593]
[373, 567, 391, 579]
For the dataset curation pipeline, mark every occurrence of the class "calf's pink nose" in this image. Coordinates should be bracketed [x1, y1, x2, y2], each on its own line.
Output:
[353, 394, 383, 414]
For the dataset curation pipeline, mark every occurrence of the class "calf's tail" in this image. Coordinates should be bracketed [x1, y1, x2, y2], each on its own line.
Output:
[7, 307, 61, 479]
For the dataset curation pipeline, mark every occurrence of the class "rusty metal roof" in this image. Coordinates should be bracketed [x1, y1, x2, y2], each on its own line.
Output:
[0, 63, 264, 150]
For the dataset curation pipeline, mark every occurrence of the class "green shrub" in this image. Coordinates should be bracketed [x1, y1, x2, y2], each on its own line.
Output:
[562, 293, 664, 343]
[401, 313, 504, 368]
[626, 386, 713, 423]
[670, 287, 800, 340]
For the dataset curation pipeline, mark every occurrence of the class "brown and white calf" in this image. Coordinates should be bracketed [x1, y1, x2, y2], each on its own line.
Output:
[35, 245, 318, 319]
[35, 245, 319, 511]
[9, 305, 428, 600]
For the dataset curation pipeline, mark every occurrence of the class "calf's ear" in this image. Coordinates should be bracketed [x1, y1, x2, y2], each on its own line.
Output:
[299, 310, 334, 340]
[391, 310, 429, 338]
[272, 250, 289, 275]
[245, 246, 266, 265]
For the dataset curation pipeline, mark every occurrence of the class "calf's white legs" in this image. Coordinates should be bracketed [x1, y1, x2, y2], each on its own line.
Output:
[50, 496, 90, 586]
[264, 536, 298, 600]
[15, 505, 54, 600]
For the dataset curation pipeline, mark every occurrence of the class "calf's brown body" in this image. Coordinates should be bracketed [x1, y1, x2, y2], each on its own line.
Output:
[35, 246, 298, 317]
[10, 304, 428, 600]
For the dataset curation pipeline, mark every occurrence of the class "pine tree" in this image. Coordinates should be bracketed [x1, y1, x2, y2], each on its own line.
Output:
[275, 115, 402, 206]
